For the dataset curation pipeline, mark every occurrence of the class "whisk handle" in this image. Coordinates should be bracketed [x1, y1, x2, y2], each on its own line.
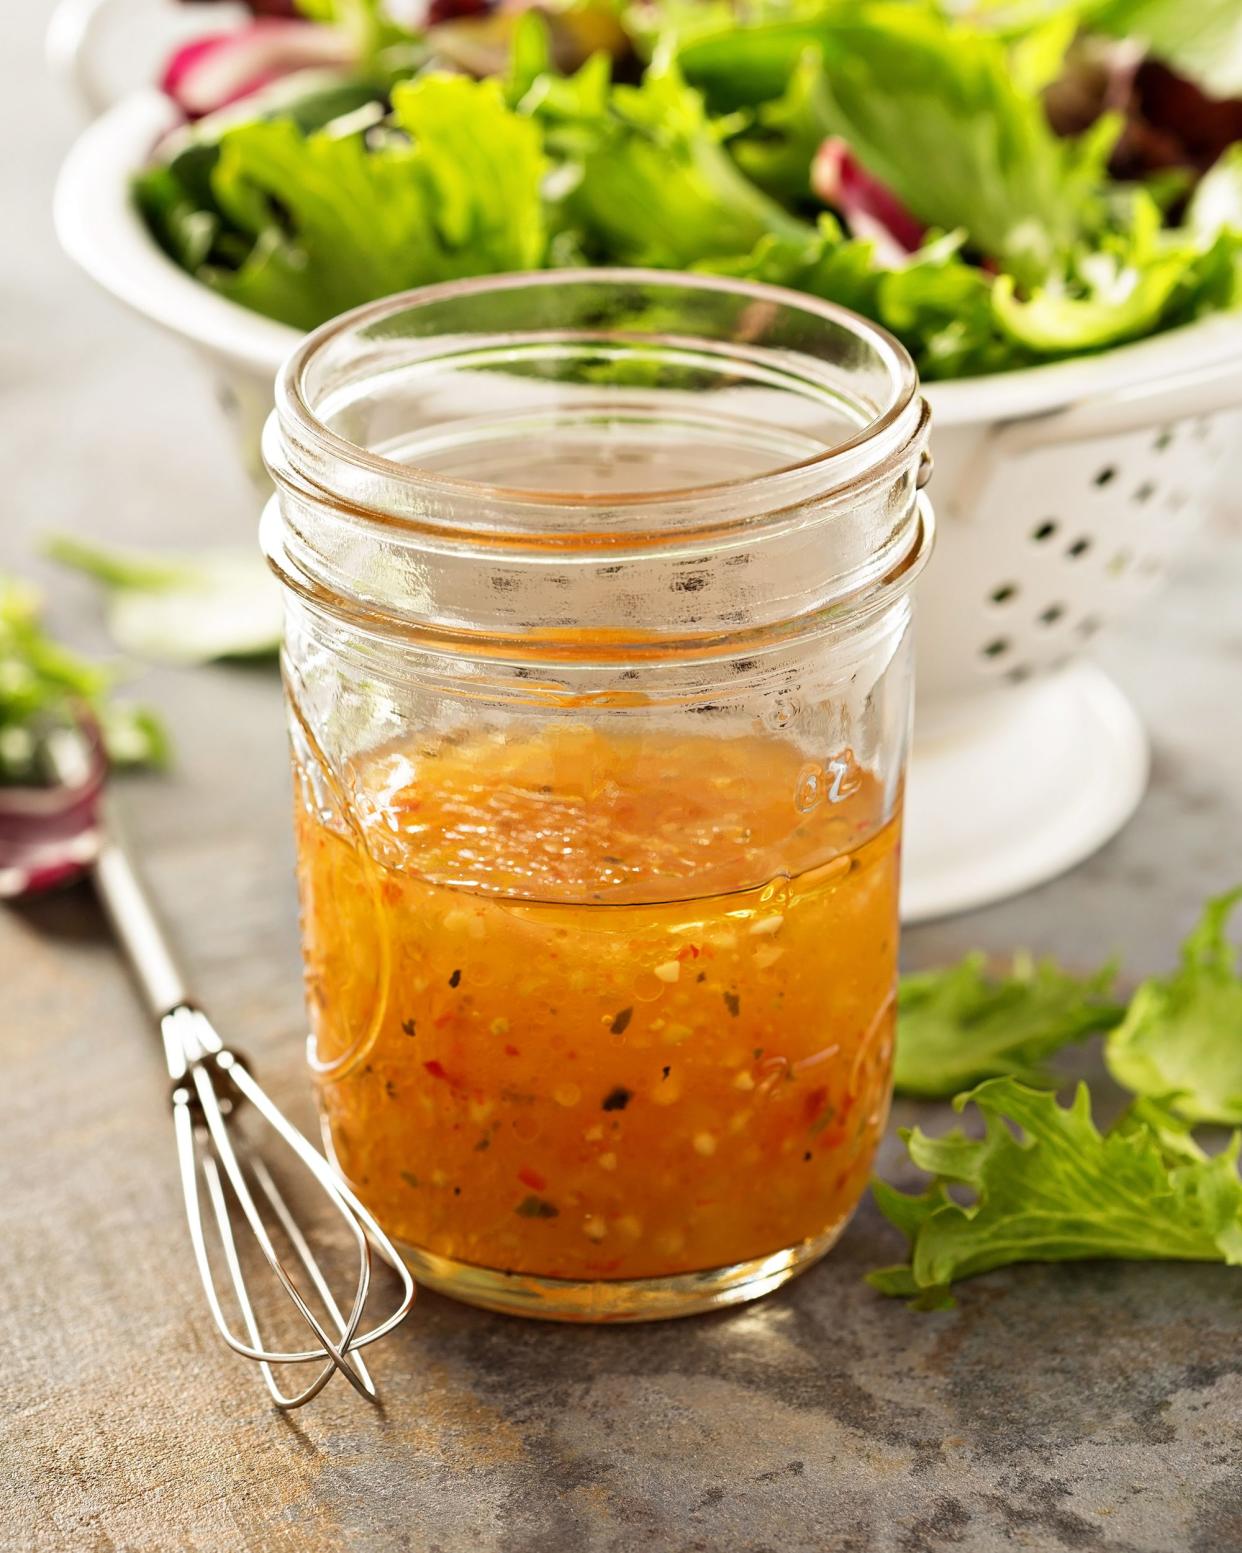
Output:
[39, 721, 193, 1023]
[91, 808, 193, 1024]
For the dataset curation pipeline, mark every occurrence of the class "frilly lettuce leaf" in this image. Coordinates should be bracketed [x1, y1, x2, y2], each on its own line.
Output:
[992, 183, 1242, 350]
[203, 74, 546, 330]
[894, 952, 1123, 1098]
[520, 54, 809, 268]
[1106, 888, 1242, 1125]
[870, 1079, 1242, 1306]
[694, 213, 883, 317]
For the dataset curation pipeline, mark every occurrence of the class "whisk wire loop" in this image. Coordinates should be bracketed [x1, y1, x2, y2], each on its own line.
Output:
[161, 1005, 415, 1407]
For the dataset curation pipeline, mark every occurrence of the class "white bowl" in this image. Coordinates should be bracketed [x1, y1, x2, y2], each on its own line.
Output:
[54, 85, 1242, 919]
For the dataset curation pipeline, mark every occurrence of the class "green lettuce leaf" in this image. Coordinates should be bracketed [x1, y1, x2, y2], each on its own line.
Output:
[694, 213, 882, 315]
[1189, 145, 1242, 248]
[0, 576, 167, 780]
[677, 5, 1107, 284]
[47, 536, 282, 666]
[726, 46, 835, 201]
[870, 1079, 1242, 1305]
[521, 54, 809, 268]
[202, 74, 546, 329]
[1105, 887, 1242, 1125]
[895, 951, 1123, 1097]
[991, 184, 1242, 351]
[876, 232, 1022, 378]
[294, 0, 419, 69]
[697, 224, 1029, 379]
[1089, 0, 1242, 99]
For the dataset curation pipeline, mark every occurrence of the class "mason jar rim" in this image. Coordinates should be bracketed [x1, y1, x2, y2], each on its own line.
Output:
[273, 268, 922, 516]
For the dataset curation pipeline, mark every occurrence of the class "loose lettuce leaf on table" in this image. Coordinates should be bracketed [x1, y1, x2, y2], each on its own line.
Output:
[870, 1079, 1242, 1307]
[1106, 888, 1242, 1125]
[47, 537, 283, 667]
[894, 951, 1123, 1098]
[0, 576, 167, 781]
[201, 74, 546, 330]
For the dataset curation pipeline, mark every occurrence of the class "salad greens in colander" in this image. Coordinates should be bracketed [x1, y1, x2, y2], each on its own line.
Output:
[134, 0, 1242, 378]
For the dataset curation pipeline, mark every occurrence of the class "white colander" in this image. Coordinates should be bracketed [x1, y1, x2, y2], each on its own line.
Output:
[50, 6, 1242, 919]
[905, 331, 1242, 917]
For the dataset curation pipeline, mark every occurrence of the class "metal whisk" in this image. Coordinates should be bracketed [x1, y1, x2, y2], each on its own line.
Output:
[48, 726, 415, 1409]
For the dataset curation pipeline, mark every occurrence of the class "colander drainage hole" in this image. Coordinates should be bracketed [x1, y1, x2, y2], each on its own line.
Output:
[1153, 427, 1175, 452]
[1133, 481, 1157, 504]
[990, 582, 1018, 604]
[1093, 466, 1118, 487]
[1077, 616, 1101, 638]
[1038, 604, 1066, 626]
[1066, 537, 1091, 559]
[1031, 519, 1058, 542]
[981, 638, 1010, 659]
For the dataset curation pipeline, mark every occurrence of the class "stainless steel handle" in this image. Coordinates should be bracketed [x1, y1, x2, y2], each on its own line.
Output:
[91, 809, 193, 1023]
[41, 723, 193, 1024]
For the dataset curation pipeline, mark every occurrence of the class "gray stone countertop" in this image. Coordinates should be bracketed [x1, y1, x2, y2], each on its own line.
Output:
[2, 5, 1239, 1549]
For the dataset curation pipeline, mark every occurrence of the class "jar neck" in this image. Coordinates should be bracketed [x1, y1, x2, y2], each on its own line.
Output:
[263, 270, 932, 662]
[262, 403, 931, 663]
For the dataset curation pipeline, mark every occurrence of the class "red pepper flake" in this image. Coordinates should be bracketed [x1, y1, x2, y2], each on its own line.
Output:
[401, 1018, 417, 1037]
[517, 1166, 547, 1192]
[601, 1086, 633, 1112]
[723, 991, 741, 1017]
[381, 881, 403, 905]
[448, 968, 462, 988]
[515, 1195, 558, 1219]
[676, 944, 700, 962]
[504, 1043, 520, 1057]
[610, 1007, 634, 1036]
[434, 1011, 455, 1029]
[423, 1059, 448, 1081]
[803, 1086, 829, 1125]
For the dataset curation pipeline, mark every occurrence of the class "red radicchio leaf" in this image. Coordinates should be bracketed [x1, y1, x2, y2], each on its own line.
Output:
[0, 718, 105, 901]
[161, 19, 354, 119]
[811, 137, 926, 265]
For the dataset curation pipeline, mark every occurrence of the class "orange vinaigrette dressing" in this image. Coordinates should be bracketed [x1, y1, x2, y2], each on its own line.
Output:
[295, 727, 899, 1284]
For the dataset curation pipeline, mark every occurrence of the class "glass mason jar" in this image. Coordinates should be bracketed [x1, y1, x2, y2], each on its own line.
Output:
[262, 271, 932, 1322]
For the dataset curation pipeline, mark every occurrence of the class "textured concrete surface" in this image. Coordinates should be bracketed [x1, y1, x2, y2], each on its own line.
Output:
[2, 5, 1241, 1550]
